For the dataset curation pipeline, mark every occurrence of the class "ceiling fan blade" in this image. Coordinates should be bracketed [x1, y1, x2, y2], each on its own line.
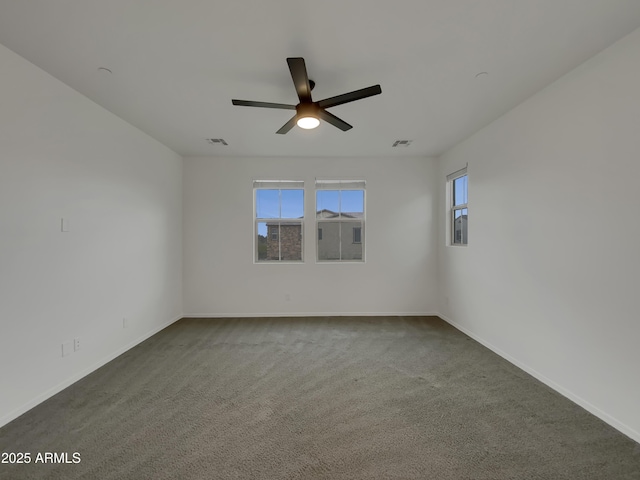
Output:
[276, 115, 298, 134]
[232, 99, 296, 110]
[317, 109, 353, 131]
[317, 85, 382, 109]
[287, 57, 312, 103]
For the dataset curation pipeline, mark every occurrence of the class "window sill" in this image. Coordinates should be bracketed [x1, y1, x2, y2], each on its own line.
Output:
[254, 261, 305, 264]
[315, 260, 366, 264]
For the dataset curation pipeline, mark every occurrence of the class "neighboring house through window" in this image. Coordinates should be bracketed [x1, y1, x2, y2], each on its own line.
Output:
[254, 180, 304, 262]
[353, 227, 362, 244]
[316, 179, 365, 261]
[447, 167, 468, 245]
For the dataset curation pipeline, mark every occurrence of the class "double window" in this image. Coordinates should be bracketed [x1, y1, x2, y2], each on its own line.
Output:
[254, 181, 304, 262]
[253, 179, 366, 262]
[447, 168, 468, 245]
[316, 180, 366, 262]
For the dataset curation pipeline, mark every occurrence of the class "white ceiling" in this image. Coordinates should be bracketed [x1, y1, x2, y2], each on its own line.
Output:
[1, 1, 640, 158]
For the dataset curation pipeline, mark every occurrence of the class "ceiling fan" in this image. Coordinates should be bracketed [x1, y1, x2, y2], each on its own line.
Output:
[232, 57, 382, 134]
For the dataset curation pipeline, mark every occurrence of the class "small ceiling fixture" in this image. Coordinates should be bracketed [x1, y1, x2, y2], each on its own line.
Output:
[206, 138, 228, 146]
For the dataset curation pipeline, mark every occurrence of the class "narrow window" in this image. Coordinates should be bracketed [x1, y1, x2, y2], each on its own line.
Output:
[447, 168, 468, 246]
[254, 180, 304, 262]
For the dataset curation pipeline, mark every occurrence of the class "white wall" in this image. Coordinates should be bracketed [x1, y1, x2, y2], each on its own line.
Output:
[0, 43, 183, 427]
[183, 156, 437, 316]
[437, 28, 640, 442]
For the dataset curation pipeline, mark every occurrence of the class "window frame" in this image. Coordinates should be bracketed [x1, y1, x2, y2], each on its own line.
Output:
[315, 180, 366, 263]
[254, 180, 305, 263]
[447, 168, 468, 246]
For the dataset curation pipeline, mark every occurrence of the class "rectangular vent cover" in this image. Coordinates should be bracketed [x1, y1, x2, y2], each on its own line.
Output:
[207, 138, 228, 146]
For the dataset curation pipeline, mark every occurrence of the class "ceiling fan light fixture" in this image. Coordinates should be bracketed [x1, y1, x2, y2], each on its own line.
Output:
[297, 116, 320, 129]
[296, 102, 320, 130]
[231, 57, 381, 134]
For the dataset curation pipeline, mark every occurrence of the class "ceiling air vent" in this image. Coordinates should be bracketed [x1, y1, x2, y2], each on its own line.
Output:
[206, 138, 228, 146]
[392, 140, 412, 147]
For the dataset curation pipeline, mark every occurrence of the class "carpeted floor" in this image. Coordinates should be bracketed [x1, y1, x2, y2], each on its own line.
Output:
[1, 316, 639, 479]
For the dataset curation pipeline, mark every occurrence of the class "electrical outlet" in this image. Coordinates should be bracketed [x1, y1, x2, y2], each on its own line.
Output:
[73, 337, 81, 352]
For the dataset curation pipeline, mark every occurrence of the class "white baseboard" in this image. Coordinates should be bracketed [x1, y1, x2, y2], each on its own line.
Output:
[183, 312, 439, 318]
[0, 314, 183, 429]
[437, 312, 640, 445]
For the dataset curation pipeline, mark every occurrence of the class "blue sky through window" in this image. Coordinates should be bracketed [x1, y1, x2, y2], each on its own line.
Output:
[453, 176, 468, 206]
[317, 190, 364, 215]
[281, 190, 304, 217]
[256, 188, 364, 236]
[256, 189, 304, 219]
[256, 189, 304, 236]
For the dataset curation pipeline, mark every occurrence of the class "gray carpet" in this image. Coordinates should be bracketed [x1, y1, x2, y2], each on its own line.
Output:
[1, 316, 639, 479]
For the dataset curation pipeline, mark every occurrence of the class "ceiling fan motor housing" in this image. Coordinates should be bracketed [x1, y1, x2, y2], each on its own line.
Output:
[296, 102, 319, 119]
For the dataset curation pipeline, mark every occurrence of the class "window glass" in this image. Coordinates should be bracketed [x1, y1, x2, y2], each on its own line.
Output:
[340, 222, 363, 260]
[279, 222, 303, 261]
[453, 208, 468, 244]
[256, 189, 280, 218]
[255, 186, 304, 262]
[281, 189, 304, 218]
[315, 183, 365, 262]
[353, 226, 362, 244]
[449, 172, 468, 246]
[341, 190, 364, 216]
[317, 190, 340, 217]
[453, 176, 468, 206]
[317, 221, 340, 261]
[257, 222, 269, 260]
